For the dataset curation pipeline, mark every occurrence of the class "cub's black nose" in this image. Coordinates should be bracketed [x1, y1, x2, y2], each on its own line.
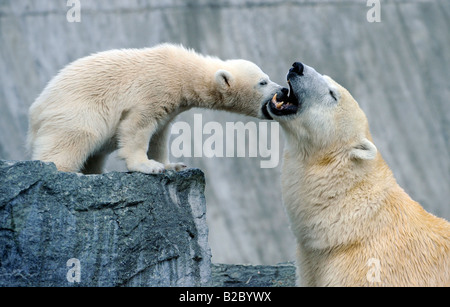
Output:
[291, 62, 304, 75]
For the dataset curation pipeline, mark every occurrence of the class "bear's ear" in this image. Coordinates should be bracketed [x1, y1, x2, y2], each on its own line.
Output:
[350, 138, 377, 160]
[215, 70, 234, 89]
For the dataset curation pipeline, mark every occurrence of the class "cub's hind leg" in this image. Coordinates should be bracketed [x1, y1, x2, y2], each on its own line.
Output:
[32, 129, 101, 173]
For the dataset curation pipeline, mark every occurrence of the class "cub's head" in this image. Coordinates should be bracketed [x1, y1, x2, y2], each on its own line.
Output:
[265, 62, 377, 162]
[215, 60, 288, 118]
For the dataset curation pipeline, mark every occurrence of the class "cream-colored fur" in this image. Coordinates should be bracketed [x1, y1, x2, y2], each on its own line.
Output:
[266, 63, 450, 287]
[28, 44, 283, 174]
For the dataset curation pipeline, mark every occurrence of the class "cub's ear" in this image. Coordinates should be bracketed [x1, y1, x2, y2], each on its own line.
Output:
[215, 70, 234, 89]
[350, 138, 377, 160]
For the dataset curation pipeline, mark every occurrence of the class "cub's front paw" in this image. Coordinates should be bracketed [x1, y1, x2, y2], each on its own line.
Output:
[128, 159, 165, 174]
[165, 162, 188, 172]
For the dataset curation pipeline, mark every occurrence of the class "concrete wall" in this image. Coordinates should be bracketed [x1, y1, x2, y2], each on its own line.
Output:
[1, 0, 449, 265]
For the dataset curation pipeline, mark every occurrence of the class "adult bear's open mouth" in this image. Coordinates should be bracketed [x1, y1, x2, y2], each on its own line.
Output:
[267, 80, 299, 117]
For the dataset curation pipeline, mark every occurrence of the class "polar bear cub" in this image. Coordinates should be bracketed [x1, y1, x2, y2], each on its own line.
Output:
[28, 44, 285, 174]
[265, 62, 450, 287]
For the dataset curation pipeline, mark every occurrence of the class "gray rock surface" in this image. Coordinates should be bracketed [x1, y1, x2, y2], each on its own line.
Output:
[0, 160, 211, 287]
[1, 0, 449, 265]
[210, 263, 296, 287]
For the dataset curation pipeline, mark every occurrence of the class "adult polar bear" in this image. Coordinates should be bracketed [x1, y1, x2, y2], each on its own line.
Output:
[28, 44, 285, 174]
[266, 62, 450, 287]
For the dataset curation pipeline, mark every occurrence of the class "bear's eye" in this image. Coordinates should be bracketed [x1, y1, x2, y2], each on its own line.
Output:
[329, 90, 338, 101]
[259, 80, 268, 86]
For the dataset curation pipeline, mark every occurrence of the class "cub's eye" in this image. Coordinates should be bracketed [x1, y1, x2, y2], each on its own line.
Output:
[329, 90, 338, 101]
[259, 80, 268, 86]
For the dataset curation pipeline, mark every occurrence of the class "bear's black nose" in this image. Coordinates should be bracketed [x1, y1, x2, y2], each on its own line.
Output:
[291, 62, 304, 75]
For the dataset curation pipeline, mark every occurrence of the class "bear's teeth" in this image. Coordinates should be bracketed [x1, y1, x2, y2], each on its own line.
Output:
[271, 94, 278, 104]
[272, 94, 285, 109]
[276, 102, 284, 109]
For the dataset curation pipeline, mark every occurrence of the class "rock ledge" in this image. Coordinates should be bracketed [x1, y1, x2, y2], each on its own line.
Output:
[0, 160, 210, 287]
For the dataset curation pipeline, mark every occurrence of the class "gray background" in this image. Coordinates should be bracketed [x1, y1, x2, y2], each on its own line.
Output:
[1, 0, 449, 265]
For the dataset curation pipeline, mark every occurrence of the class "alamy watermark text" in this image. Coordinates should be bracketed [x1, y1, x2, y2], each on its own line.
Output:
[171, 114, 280, 169]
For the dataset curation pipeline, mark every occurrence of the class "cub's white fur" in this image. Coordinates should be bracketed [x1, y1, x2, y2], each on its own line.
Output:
[28, 44, 282, 174]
